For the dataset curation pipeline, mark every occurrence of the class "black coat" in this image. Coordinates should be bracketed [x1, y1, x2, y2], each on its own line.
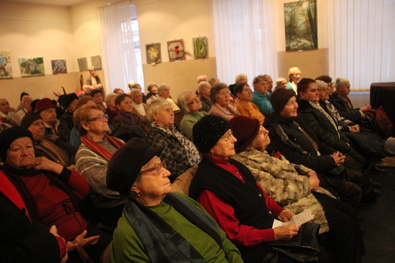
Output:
[329, 92, 362, 122]
[264, 113, 336, 173]
[297, 98, 351, 153]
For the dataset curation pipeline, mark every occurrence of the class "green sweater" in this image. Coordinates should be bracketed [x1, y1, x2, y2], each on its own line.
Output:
[111, 193, 243, 263]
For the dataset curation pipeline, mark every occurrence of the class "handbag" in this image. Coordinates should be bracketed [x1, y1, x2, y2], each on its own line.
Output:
[265, 222, 321, 263]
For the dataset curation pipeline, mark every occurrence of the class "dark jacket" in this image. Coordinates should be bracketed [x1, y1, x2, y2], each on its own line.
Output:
[0, 193, 60, 263]
[329, 92, 362, 122]
[264, 113, 336, 172]
[297, 98, 351, 153]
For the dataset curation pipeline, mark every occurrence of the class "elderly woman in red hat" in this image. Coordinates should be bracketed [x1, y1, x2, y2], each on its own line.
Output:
[229, 115, 365, 263]
[106, 137, 242, 262]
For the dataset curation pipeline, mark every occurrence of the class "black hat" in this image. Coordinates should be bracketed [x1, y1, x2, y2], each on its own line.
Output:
[60, 93, 78, 109]
[106, 137, 164, 195]
[193, 115, 229, 153]
[21, 112, 42, 129]
[0, 126, 34, 161]
[270, 88, 296, 114]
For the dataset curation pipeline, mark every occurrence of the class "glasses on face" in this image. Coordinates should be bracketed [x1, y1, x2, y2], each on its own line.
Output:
[187, 97, 200, 105]
[86, 114, 108, 122]
[221, 130, 234, 142]
[139, 161, 166, 175]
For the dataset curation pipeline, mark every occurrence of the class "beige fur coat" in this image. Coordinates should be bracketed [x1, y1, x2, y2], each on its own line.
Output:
[232, 149, 336, 234]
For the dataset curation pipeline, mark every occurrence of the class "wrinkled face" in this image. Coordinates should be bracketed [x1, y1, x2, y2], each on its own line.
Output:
[291, 70, 301, 83]
[186, 92, 202, 113]
[93, 92, 103, 104]
[338, 84, 351, 95]
[215, 88, 231, 107]
[40, 108, 57, 125]
[200, 84, 211, 97]
[154, 104, 174, 129]
[210, 129, 237, 160]
[253, 80, 269, 95]
[28, 119, 45, 141]
[0, 99, 10, 114]
[133, 156, 172, 204]
[117, 96, 134, 113]
[6, 137, 35, 169]
[280, 96, 298, 118]
[84, 109, 110, 135]
[318, 87, 329, 100]
[252, 126, 271, 151]
[237, 85, 252, 102]
[160, 87, 170, 99]
[132, 91, 143, 104]
[299, 82, 320, 103]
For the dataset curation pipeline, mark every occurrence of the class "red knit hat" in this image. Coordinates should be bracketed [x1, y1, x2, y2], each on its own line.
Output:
[229, 115, 260, 153]
[36, 98, 56, 112]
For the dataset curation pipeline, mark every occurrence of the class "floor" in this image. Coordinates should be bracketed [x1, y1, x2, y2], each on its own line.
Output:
[359, 138, 395, 262]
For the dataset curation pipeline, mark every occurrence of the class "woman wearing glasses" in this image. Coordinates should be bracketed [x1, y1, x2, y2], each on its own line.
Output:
[74, 104, 126, 231]
[208, 83, 240, 120]
[106, 137, 243, 262]
[177, 90, 208, 140]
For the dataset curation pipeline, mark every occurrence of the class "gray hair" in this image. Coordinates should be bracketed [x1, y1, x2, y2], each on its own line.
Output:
[158, 83, 170, 96]
[335, 78, 350, 89]
[105, 93, 118, 103]
[129, 88, 142, 99]
[198, 81, 211, 93]
[276, 77, 287, 85]
[235, 74, 247, 83]
[315, 80, 328, 90]
[146, 98, 171, 122]
[177, 90, 195, 114]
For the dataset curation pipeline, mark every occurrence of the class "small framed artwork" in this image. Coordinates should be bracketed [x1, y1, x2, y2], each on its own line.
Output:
[193, 37, 208, 59]
[19, 57, 45, 77]
[167, 39, 185, 62]
[91, 55, 102, 70]
[78, 57, 88, 72]
[51, 59, 67, 74]
[0, 51, 13, 79]
[146, 43, 161, 64]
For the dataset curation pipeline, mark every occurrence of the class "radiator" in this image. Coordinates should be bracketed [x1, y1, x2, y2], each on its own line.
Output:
[348, 92, 370, 108]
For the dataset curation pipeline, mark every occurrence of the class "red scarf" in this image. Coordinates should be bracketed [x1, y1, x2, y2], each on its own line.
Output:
[0, 171, 31, 222]
[80, 134, 124, 161]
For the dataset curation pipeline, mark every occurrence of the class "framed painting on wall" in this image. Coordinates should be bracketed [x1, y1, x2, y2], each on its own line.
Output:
[51, 59, 67, 74]
[0, 51, 13, 79]
[192, 37, 208, 59]
[91, 55, 102, 70]
[284, 0, 317, 51]
[146, 43, 161, 64]
[167, 39, 185, 62]
[19, 57, 45, 77]
[78, 57, 88, 72]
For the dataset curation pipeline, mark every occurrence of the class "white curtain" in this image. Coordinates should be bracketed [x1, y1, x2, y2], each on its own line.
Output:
[98, 0, 143, 93]
[211, 0, 277, 85]
[327, 0, 395, 91]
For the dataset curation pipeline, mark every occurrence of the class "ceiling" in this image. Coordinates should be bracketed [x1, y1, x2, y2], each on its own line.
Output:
[2, 0, 93, 7]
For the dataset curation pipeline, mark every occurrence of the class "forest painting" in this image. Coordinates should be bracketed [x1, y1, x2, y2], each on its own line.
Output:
[284, 0, 317, 51]
[0, 51, 12, 79]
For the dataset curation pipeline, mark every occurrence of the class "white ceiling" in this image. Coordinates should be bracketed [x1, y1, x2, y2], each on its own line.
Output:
[2, 0, 93, 7]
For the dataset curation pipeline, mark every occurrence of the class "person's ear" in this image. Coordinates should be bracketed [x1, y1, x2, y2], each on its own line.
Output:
[81, 121, 90, 131]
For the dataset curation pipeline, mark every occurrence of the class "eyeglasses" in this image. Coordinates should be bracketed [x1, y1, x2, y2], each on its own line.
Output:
[86, 114, 108, 122]
[221, 130, 234, 142]
[187, 97, 200, 105]
[139, 161, 166, 175]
